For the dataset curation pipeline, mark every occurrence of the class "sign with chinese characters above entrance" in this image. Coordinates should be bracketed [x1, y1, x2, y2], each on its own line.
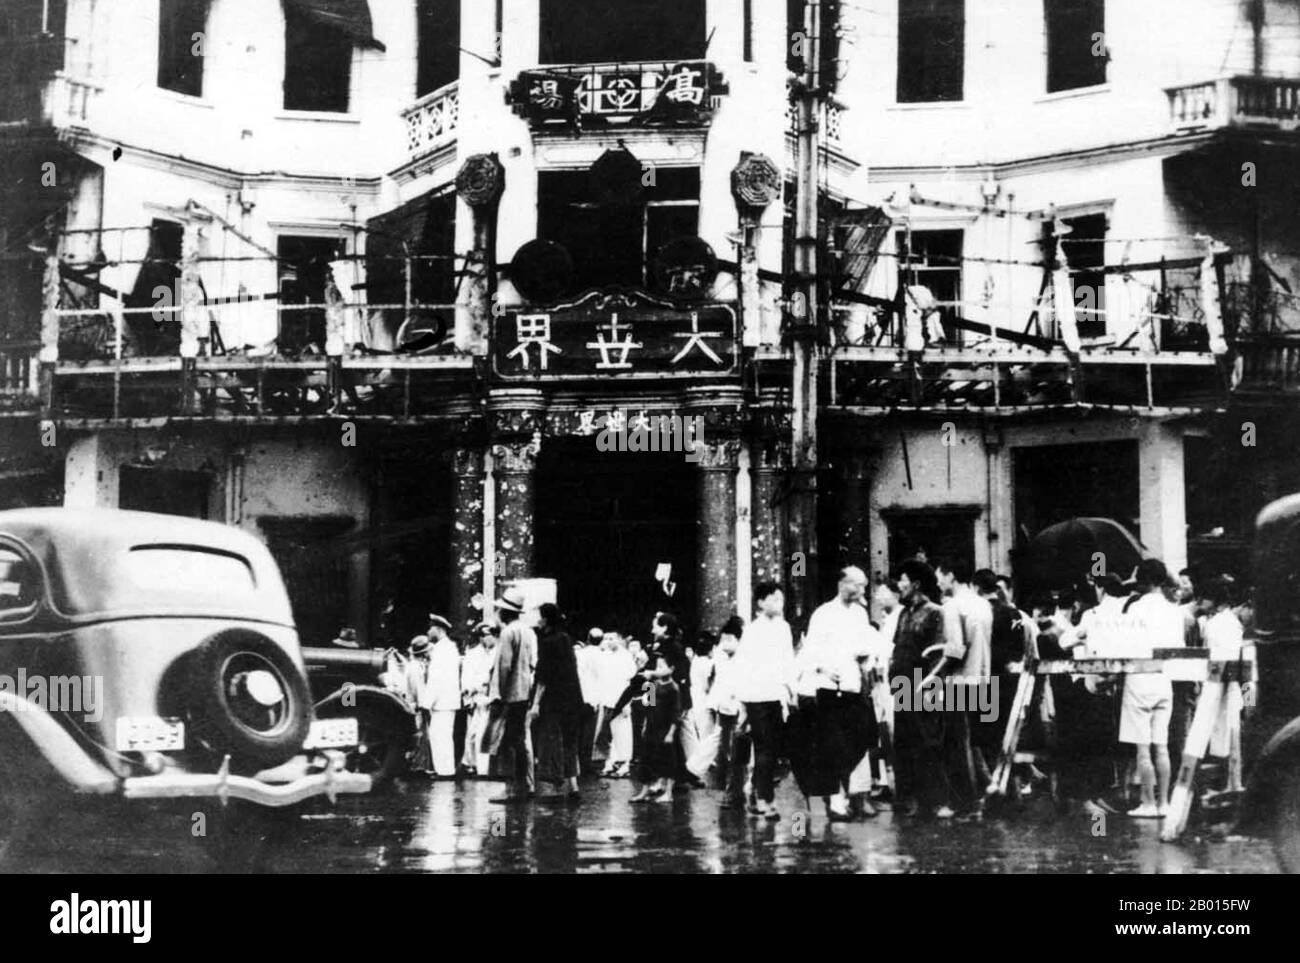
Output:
[491, 289, 739, 382]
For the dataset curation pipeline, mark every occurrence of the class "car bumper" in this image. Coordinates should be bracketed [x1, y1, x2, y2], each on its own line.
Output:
[121, 765, 372, 807]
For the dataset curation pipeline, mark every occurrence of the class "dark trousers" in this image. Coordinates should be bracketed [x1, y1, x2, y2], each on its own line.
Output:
[719, 713, 748, 801]
[942, 706, 980, 811]
[743, 701, 783, 804]
[894, 708, 952, 811]
[498, 702, 531, 795]
[453, 708, 468, 771]
[577, 703, 598, 776]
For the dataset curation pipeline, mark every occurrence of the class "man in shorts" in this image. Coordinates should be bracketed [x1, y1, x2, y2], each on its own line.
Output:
[1118, 559, 1184, 818]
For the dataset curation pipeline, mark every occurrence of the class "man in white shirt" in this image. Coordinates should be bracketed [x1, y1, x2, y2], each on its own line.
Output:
[731, 581, 796, 820]
[933, 558, 993, 816]
[425, 615, 463, 778]
[1119, 559, 1183, 818]
[575, 628, 603, 776]
[799, 566, 880, 820]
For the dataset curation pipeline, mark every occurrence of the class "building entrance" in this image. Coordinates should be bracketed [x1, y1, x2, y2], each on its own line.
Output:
[535, 439, 697, 639]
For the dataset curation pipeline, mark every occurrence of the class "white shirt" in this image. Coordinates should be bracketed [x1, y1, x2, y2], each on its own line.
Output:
[1122, 591, 1182, 700]
[731, 616, 796, 704]
[709, 649, 741, 716]
[1073, 594, 1128, 657]
[598, 646, 637, 708]
[1204, 608, 1244, 661]
[575, 644, 601, 707]
[798, 599, 877, 694]
[421, 636, 462, 712]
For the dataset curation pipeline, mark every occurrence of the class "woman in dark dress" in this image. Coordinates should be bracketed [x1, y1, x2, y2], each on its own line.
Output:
[532, 604, 584, 799]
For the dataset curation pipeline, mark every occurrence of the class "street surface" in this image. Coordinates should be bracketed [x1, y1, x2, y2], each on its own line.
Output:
[0, 776, 1279, 873]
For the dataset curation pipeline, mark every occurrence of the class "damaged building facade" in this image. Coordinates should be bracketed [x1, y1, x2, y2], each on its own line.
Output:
[1, 0, 1298, 645]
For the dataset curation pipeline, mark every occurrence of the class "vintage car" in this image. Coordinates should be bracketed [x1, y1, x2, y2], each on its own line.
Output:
[301, 642, 416, 785]
[0, 507, 372, 840]
[1238, 494, 1300, 870]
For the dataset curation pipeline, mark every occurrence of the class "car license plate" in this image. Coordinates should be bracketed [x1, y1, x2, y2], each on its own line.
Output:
[304, 717, 358, 750]
[116, 717, 185, 752]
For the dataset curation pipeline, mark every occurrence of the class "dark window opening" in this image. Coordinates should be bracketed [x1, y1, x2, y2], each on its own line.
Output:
[259, 515, 355, 649]
[897, 229, 963, 342]
[537, 167, 699, 296]
[539, 0, 706, 64]
[158, 0, 207, 97]
[743, 0, 753, 62]
[1060, 212, 1106, 338]
[1045, 0, 1106, 93]
[365, 190, 457, 343]
[897, 0, 964, 103]
[1013, 439, 1140, 559]
[284, 5, 351, 111]
[882, 509, 978, 578]
[0, 0, 67, 120]
[416, 0, 460, 96]
[277, 235, 346, 353]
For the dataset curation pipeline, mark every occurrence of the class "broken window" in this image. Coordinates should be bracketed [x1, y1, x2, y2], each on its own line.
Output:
[1061, 212, 1107, 338]
[365, 189, 457, 344]
[1045, 0, 1106, 93]
[416, 0, 459, 96]
[277, 235, 346, 353]
[539, 0, 706, 64]
[158, 0, 207, 97]
[124, 219, 184, 356]
[537, 167, 699, 295]
[284, 4, 352, 111]
[896, 0, 964, 103]
[897, 229, 963, 342]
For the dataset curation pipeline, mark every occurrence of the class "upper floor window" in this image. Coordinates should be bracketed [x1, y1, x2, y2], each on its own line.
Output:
[540, 0, 705, 64]
[158, 0, 208, 97]
[1045, 0, 1107, 93]
[538, 167, 699, 296]
[1059, 212, 1107, 338]
[284, 4, 352, 111]
[417, 0, 460, 96]
[898, 229, 963, 341]
[897, 0, 964, 103]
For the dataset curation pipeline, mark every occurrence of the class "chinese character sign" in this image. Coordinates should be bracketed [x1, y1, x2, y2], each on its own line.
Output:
[492, 291, 738, 381]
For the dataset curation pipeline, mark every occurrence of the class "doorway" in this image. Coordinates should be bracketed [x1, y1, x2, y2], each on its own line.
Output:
[535, 439, 697, 639]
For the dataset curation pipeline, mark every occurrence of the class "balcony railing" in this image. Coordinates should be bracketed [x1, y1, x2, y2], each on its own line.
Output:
[508, 60, 726, 130]
[785, 99, 843, 146]
[1167, 76, 1300, 133]
[401, 81, 459, 165]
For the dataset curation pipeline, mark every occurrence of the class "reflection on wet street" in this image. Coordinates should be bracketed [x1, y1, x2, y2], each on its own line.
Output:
[0, 776, 1280, 873]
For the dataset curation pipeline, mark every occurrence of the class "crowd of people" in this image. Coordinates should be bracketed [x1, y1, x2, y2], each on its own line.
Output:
[360, 554, 1251, 824]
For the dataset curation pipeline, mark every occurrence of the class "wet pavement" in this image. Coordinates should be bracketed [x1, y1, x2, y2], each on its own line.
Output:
[0, 776, 1281, 873]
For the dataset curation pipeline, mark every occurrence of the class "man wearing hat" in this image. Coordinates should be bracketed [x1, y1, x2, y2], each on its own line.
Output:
[425, 614, 463, 778]
[487, 587, 537, 803]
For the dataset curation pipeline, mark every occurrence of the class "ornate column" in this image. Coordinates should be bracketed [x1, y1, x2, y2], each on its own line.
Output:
[750, 437, 790, 590]
[696, 439, 742, 633]
[446, 447, 486, 637]
[487, 388, 545, 595]
[833, 451, 871, 575]
[455, 154, 505, 354]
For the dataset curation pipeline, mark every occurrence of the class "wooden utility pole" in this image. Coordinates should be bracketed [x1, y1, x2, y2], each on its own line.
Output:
[790, 0, 823, 624]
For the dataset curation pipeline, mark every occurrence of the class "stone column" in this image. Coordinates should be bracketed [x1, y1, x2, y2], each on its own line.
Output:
[491, 437, 539, 589]
[446, 447, 486, 637]
[834, 451, 871, 574]
[750, 438, 789, 590]
[64, 433, 120, 508]
[696, 439, 741, 633]
[487, 388, 545, 597]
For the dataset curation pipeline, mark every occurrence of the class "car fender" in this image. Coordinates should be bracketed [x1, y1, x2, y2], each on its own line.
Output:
[1238, 715, 1300, 833]
[0, 692, 118, 795]
[314, 684, 415, 727]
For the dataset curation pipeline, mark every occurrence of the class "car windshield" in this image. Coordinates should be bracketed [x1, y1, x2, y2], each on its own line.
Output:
[123, 545, 256, 594]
